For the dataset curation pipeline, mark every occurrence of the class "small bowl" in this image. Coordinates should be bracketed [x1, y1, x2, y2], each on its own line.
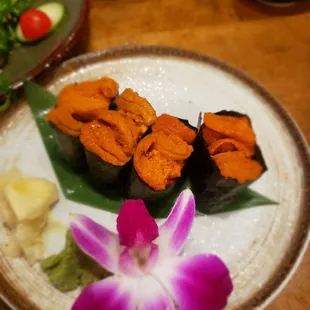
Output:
[1, 0, 89, 91]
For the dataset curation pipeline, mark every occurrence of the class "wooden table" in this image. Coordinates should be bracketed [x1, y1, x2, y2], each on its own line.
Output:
[88, 0, 310, 309]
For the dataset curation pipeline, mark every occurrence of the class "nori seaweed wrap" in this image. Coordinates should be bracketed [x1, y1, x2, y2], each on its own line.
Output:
[50, 124, 87, 170]
[128, 114, 197, 201]
[80, 110, 139, 187]
[46, 77, 119, 170]
[191, 110, 267, 213]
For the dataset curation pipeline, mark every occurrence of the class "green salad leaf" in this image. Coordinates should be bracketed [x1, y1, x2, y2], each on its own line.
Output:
[0, 0, 32, 111]
[0, 74, 13, 112]
[24, 81, 278, 218]
[0, 72, 9, 91]
[11, 0, 30, 17]
[0, 0, 12, 21]
[0, 25, 9, 53]
[0, 0, 30, 62]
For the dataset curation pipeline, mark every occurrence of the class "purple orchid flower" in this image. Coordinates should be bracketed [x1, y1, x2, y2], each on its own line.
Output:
[70, 189, 233, 310]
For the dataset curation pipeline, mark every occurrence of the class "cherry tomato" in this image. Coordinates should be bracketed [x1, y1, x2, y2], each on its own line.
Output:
[20, 9, 52, 40]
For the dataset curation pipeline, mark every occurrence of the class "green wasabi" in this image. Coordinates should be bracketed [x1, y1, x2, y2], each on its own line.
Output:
[41, 230, 111, 292]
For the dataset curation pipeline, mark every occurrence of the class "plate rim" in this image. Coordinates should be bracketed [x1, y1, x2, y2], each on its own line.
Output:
[0, 45, 309, 310]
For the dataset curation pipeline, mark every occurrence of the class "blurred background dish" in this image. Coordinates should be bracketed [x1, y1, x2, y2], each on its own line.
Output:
[255, 0, 299, 7]
[0, 0, 89, 91]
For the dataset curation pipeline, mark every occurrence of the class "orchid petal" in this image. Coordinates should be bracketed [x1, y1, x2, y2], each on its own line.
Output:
[70, 214, 120, 274]
[119, 248, 143, 276]
[145, 244, 159, 273]
[117, 199, 159, 248]
[71, 276, 135, 310]
[72, 275, 174, 310]
[152, 254, 233, 310]
[119, 244, 159, 276]
[136, 275, 175, 310]
[157, 189, 195, 256]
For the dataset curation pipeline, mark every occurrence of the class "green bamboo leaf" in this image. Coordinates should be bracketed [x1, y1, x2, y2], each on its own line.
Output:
[24, 80, 124, 213]
[201, 188, 277, 215]
[0, 93, 11, 111]
[0, 74, 10, 92]
[24, 81, 278, 218]
[152, 186, 277, 218]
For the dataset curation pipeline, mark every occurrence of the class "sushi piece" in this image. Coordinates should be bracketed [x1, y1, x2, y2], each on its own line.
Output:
[57, 77, 119, 109]
[128, 115, 197, 201]
[128, 132, 194, 200]
[191, 110, 267, 213]
[80, 110, 139, 187]
[151, 113, 198, 177]
[114, 88, 157, 136]
[46, 77, 119, 169]
[152, 114, 197, 144]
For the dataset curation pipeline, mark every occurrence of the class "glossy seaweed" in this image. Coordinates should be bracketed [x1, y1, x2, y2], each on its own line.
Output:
[127, 169, 177, 201]
[127, 117, 197, 201]
[190, 110, 267, 214]
[84, 150, 131, 189]
[51, 124, 87, 171]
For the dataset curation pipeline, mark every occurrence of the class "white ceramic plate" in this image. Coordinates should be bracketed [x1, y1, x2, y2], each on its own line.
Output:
[0, 46, 309, 310]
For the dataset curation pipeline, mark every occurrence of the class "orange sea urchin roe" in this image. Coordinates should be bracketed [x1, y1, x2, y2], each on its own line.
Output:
[212, 152, 263, 184]
[115, 88, 157, 135]
[80, 111, 138, 166]
[202, 112, 263, 183]
[46, 101, 108, 137]
[201, 125, 225, 145]
[152, 114, 197, 144]
[208, 138, 254, 157]
[57, 77, 119, 109]
[134, 132, 193, 191]
[46, 77, 119, 137]
[203, 113, 256, 148]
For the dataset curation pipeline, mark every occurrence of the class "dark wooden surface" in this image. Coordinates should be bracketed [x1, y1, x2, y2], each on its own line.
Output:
[88, 0, 310, 309]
